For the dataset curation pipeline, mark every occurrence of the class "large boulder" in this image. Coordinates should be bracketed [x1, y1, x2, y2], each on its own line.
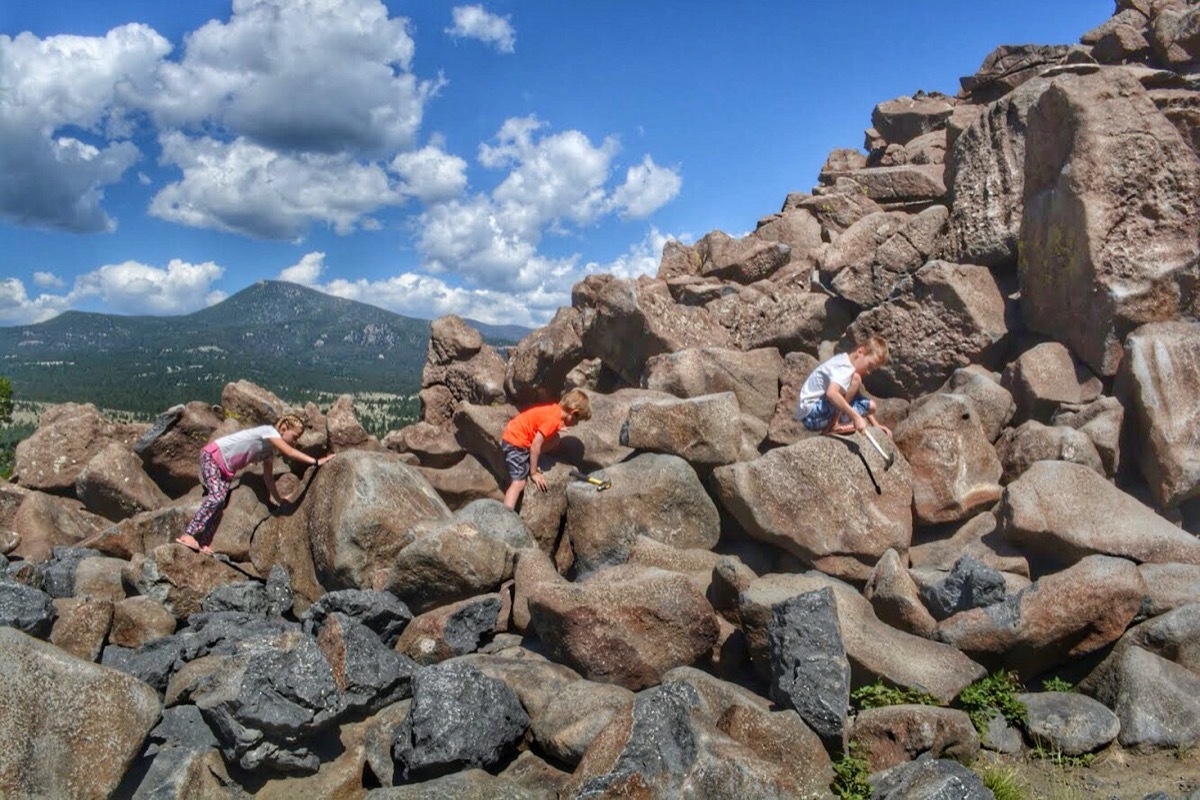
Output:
[220, 380, 287, 425]
[134, 401, 224, 495]
[384, 421, 464, 469]
[504, 308, 585, 407]
[1016, 691, 1120, 756]
[570, 674, 832, 799]
[132, 544, 251, 620]
[937, 366, 1016, 443]
[1119, 321, 1200, 508]
[564, 453, 720, 576]
[384, 524, 513, 614]
[75, 442, 171, 522]
[738, 573, 985, 703]
[827, 207, 950, 308]
[712, 433, 913, 583]
[9, 492, 105, 563]
[1000, 341, 1101, 424]
[946, 77, 1052, 266]
[0, 581, 55, 638]
[621, 392, 743, 467]
[864, 548, 938, 638]
[994, 420, 1105, 484]
[1149, 3, 1200, 67]
[1051, 396, 1124, 478]
[996, 460, 1200, 575]
[392, 661, 530, 781]
[847, 261, 1009, 398]
[894, 394, 1003, 525]
[325, 395, 382, 453]
[1081, 643, 1200, 750]
[260, 450, 451, 596]
[693, 229, 795, 284]
[959, 44, 1072, 102]
[0, 627, 161, 799]
[417, 454, 504, 510]
[1019, 70, 1200, 376]
[421, 316, 507, 411]
[528, 564, 719, 691]
[705, 281, 853, 355]
[936, 555, 1146, 678]
[871, 755, 993, 800]
[581, 277, 731, 387]
[872, 93, 956, 146]
[851, 706, 979, 772]
[641, 346, 784, 424]
[843, 164, 948, 205]
[14, 404, 144, 496]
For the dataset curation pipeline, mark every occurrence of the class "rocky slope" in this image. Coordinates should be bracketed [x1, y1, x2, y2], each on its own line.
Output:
[4, 2, 1200, 798]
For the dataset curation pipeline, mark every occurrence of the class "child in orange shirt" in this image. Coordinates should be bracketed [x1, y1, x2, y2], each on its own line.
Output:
[501, 389, 592, 509]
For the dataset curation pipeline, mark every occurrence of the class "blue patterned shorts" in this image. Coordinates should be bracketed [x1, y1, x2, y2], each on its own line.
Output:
[799, 396, 873, 432]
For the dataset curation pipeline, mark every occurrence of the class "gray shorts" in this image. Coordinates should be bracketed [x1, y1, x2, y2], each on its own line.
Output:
[501, 441, 531, 482]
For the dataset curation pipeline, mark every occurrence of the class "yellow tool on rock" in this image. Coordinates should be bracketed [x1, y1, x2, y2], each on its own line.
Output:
[569, 468, 612, 492]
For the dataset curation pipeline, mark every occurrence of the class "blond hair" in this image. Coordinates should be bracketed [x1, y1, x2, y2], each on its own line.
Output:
[858, 335, 890, 366]
[560, 389, 592, 421]
[274, 414, 305, 434]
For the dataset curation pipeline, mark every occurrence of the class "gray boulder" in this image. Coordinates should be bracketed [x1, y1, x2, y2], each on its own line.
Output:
[1017, 691, 1120, 756]
[0, 581, 55, 638]
[301, 589, 413, 647]
[393, 661, 529, 781]
[200, 580, 270, 615]
[872, 754, 993, 800]
[315, 612, 417, 713]
[919, 556, 1007, 621]
[766, 588, 851, 750]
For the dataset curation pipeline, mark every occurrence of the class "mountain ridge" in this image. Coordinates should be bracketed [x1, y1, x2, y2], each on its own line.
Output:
[0, 280, 528, 419]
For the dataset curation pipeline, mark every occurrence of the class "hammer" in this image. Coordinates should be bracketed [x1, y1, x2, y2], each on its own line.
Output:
[829, 428, 896, 470]
[569, 468, 612, 492]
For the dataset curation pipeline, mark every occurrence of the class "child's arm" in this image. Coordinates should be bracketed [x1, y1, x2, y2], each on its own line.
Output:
[268, 437, 335, 468]
[528, 432, 549, 491]
[261, 454, 287, 506]
[825, 384, 867, 431]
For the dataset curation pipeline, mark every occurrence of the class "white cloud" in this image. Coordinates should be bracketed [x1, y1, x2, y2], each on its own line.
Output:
[67, 259, 226, 314]
[149, 133, 403, 239]
[32, 272, 65, 289]
[391, 145, 468, 203]
[609, 155, 682, 218]
[445, 5, 516, 54]
[278, 252, 326, 286]
[0, 25, 170, 231]
[411, 117, 680, 297]
[141, 0, 432, 156]
[586, 227, 676, 280]
[0, 278, 70, 325]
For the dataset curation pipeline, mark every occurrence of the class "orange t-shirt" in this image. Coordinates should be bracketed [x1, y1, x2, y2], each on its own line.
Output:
[502, 403, 564, 449]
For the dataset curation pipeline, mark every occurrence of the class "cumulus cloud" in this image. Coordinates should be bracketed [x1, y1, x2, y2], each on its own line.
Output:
[609, 156, 683, 218]
[150, 133, 403, 240]
[278, 252, 326, 286]
[0, 278, 71, 325]
[411, 116, 680, 297]
[68, 258, 226, 314]
[32, 272, 65, 289]
[391, 145, 468, 203]
[445, 5, 516, 53]
[141, 0, 433, 156]
[0, 25, 170, 231]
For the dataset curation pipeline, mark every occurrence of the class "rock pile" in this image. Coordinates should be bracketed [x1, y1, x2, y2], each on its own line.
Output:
[5, 3, 1200, 797]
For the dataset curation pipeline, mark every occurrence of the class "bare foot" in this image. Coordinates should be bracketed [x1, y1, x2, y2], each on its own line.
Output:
[177, 535, 214, 555]
[830, 422, 856, 435]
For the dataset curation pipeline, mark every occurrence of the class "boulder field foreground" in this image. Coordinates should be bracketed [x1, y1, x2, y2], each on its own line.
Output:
[8, 5, 1200, 799]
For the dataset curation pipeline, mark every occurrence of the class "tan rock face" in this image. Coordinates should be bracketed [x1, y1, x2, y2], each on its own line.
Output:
[827, 207, 950, 308]
[994, 420, 1105, 484]
[581, 277, 732, 387]
[936, 555, 1147, 678]
[220, 380, 288, 425]
[416, 454, 504, 511]
[528, 564, 719, 690]
[937, 366, 1015, 443]
[10, 491, 106, 563]
[1119, 321, 1200, 508]
[848, 261, 1009, 399]
[641, 346, 784, 423]
[1019, 70, 1200, 376]
[693, 229, 795, 284]
[14, 403, 145, 496]
[622, 392, 743, 467]
[706, 281, 853, 355]
[504, 308, 585, 408]
[872, 93, 956, 146]
[864, 548, 938, 639]
[564, 453, 720, 576]
[894, 393, 1002, 525]
[325, 395, 381, 453]
[50, 598, 113, 662]
[385, 524, 513, 614]
[109, 595, 177, 649]
[851, 705, 979, 772]
[712, 434, 913, 583]
[997, 460, 1200, 574]
[1001, 341, 1100, 424]
[0, 627, 162, 800]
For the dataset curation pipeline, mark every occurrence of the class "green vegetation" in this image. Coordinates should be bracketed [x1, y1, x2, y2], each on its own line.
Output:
[1030, 741, 1094, 768]
[958, 671, 1028, 735]
[1041, 676, 1074, 693]
[0, 377, 22, 478]
[850, 680, 939, 711]
[977, 764, 1028, 800]
[831, 744, 872, 800]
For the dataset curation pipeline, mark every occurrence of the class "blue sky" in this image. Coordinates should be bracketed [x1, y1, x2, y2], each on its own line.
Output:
[0, 0, 1110, 327]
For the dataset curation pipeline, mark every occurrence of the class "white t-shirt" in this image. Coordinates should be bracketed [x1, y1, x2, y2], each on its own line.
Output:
[204, 425, 281, 477]
[796, 353, 857, 415]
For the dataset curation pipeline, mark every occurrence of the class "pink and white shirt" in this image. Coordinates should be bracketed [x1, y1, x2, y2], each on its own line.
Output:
[202, 425, 281, 478]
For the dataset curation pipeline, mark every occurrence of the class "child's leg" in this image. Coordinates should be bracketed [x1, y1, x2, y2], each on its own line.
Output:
[181, 452, 230, 550]
[500, 442, 531, 511]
